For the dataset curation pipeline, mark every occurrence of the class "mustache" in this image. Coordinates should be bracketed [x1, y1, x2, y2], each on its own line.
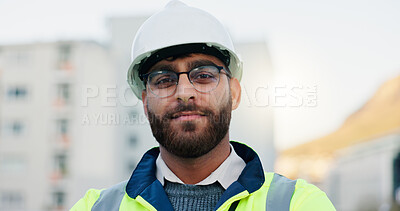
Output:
[164, 103, 213, 119]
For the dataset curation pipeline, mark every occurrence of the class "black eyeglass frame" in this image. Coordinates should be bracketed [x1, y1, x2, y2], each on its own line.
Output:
[139, 65, 232, 97]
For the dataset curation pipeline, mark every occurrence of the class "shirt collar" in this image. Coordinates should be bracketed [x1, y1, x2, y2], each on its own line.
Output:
[156, 143, 246, 189]
[126, 142, 265, 200]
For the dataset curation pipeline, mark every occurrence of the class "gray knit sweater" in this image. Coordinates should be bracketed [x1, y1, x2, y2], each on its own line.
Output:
[164, 180, 225, 211]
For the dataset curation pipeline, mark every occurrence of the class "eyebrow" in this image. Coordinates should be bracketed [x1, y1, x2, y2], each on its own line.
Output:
[186, 60, 218, 71]
[150, 64, 175, 72]
[150, 59, 218, 73]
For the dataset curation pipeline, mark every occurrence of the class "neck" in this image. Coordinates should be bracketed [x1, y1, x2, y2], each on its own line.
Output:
[160, 135, 231, 185]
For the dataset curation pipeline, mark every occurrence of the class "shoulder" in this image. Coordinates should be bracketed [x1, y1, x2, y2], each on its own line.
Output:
[70, 181, 128, 211]
[262, 172, 336, 211]
[70, 188, 102, 211]
[291, 179, 336, 210]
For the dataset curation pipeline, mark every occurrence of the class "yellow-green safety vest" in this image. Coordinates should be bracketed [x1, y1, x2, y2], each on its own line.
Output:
[71, 142, 335, 211]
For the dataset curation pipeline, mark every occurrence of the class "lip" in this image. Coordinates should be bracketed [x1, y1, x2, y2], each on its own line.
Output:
[171, 111, 206, 121]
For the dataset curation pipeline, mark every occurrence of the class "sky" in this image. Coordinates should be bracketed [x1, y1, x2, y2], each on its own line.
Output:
[1, 0, 399, 149]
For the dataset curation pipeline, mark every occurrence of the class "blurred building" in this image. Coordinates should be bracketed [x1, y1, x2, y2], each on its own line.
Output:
[107, 16, 158, 182]
[275, 75, 400, 210]
[0, 41, 116, 211]
[326, 132, 400, 211]
[231, 42, 275, 171]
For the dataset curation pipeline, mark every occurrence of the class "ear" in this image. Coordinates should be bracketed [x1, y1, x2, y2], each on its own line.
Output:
[230, 78, 241, 110]
[142, 90, 149, 119]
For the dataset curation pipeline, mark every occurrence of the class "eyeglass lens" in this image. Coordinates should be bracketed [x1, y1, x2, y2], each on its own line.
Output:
[147, 66, 221, 97]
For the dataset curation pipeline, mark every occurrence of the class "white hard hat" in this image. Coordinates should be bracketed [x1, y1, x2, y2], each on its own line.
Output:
[127, 0, 243, 100]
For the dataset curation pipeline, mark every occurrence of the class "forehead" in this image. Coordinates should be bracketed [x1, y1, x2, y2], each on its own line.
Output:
[148, 53, 226, 72]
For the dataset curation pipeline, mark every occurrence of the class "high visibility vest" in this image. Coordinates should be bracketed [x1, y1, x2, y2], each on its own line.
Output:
[71, 142, 335, 211]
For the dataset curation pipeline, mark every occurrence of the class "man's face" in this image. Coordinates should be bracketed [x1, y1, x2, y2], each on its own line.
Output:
[142, 53, 241, 158]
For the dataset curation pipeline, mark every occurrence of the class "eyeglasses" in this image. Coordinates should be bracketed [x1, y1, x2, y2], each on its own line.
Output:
[140, 65, 231, 98]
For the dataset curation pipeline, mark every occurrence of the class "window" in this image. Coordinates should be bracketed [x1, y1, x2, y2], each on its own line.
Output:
[11, 122, 23, 135]
[5, 49, 30, 66]
[54, 119, 70, 145]
[128, 135, 138, 148]
[56, 119, 69, 135]
[56, 83, 71, 105]
[58, 44, 73, 70]
[2, 120, 25, 137]
[0, 156, 26, 173]
[58, 45, 71, 63]
[52, 191, 66, 209]
[54, 153, 68, 176]
[129, 109, 139, 119]
[0, 191, 24, 210]
[6, 85, 28, 101]
[14, 51, 28, 66]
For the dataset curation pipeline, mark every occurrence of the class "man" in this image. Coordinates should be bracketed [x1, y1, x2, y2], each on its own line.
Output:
[72, 1, 336, 210]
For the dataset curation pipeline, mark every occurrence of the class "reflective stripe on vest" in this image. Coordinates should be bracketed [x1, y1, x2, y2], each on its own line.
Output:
[265, 173, 297, 211]
[92, 181, 127, 211]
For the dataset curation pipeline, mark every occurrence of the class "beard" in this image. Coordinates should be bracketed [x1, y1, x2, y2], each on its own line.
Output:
[147, 98, 232, 158]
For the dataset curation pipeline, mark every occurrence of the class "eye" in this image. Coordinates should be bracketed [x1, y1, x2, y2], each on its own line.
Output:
[190, 66, 218, 84]
[156, 77, 175, 85]
[196, 72, 215, 79]
[149, 72, 177, 88]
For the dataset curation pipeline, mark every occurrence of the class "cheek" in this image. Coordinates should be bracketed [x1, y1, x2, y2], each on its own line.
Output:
[146, 96, 171, 116]
[146, 97, 159, 113]
[199, 87, 230, 109]
[211, 82, 231, 103]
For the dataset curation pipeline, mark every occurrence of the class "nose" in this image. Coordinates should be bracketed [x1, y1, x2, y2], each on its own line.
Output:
[175, 73, 196, 102]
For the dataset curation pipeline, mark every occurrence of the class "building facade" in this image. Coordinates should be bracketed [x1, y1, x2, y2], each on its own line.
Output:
[0, 41, 115, 210]
[324, 132, 400, 211]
